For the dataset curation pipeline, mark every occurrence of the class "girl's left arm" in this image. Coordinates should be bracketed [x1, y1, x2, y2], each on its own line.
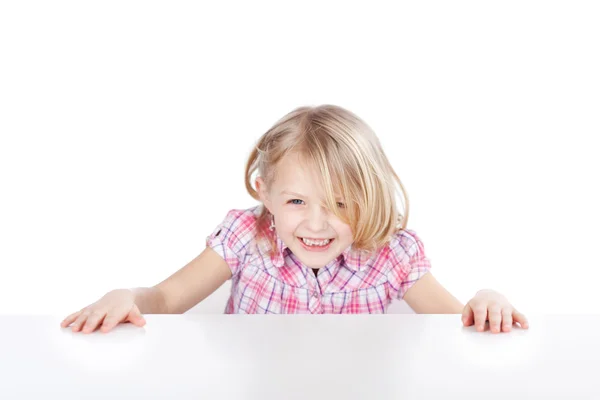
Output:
[403, 272, 529, 333]
[402, 272, 464, 314]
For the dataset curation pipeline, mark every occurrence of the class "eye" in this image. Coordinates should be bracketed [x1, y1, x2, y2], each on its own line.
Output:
[337, 202, 346, 208]
[288, 199, 304, 205]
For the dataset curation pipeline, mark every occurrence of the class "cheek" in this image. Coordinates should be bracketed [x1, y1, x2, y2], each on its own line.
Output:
[276, 212, 300, 234]
[333, 223, 353, 241]
[341, 229, 354, 241]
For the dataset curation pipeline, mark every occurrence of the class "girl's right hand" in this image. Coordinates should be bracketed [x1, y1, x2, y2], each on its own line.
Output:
[60, 289, 147, 334]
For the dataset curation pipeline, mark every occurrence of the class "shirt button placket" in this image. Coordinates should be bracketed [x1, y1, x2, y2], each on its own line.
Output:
[309, 289, 321, 313]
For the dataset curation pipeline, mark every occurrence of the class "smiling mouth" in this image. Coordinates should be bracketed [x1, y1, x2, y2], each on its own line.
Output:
[298, 237, 334, 249]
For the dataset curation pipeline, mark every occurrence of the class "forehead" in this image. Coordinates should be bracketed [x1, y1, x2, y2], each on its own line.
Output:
[276, 153, 316, 178]
[274, 154, 318, 189]
[274, 153, 342, 199]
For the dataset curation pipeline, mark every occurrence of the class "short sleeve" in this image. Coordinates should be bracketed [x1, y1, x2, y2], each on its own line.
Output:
[386, 229, 432, 300]
[205, 209, 257, 277]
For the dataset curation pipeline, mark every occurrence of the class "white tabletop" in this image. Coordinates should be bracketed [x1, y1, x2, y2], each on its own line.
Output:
[0, 314, 598, 399]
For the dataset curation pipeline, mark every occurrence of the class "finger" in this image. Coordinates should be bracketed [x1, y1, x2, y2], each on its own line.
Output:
[100, 314, 122, 333]
[127, 306, 146, 327]
[134, 314, 147, 327]
[472, 305, 488, 332]
[82, 311, 107, 334]
[61, 311, 82, 328]
[71, 312, 90, 332]
[488, 306, 502, 333]
[501, 309, 513, 332]
[513, 310, 529, 329]
[462, 304, 474, 326]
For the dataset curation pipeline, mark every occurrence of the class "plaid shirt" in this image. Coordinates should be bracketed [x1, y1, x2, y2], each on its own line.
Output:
[206, 206, 431, 314]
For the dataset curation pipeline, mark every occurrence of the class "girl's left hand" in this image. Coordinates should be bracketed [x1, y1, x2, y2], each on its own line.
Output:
[462, 289, 529, 333]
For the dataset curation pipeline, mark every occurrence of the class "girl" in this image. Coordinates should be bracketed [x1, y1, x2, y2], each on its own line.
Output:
[61, 104, 529, 334]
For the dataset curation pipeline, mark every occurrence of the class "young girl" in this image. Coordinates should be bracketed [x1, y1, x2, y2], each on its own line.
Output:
[61, 104, 529, 334]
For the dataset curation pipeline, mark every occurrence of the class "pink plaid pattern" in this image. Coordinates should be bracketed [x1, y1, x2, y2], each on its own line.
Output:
[206, 206, 431, 314]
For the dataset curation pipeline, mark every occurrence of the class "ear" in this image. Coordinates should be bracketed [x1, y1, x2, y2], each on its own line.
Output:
[255, 177, 273, 214]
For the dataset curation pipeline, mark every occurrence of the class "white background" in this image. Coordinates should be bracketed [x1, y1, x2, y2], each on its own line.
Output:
[0, 1, 598, 316]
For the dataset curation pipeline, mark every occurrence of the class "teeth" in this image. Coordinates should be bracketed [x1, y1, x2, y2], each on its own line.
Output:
[302, 238, 331, 246]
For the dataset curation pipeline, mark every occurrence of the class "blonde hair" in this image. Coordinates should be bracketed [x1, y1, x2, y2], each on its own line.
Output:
[244, 104, 410, 257]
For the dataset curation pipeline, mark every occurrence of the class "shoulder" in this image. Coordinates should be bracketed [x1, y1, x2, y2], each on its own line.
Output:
[384, 228, 428, 265]
[383, 228, 432, 299]
[205, 206, 261, 264]
[212, 206, 260, 239]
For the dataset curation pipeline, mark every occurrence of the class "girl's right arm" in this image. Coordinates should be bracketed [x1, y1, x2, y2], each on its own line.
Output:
[60, 246, 232, 333]
[152, 246, 232, 314]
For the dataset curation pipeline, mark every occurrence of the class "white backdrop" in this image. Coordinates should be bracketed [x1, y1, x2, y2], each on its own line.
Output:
[1, 1, 598, 316]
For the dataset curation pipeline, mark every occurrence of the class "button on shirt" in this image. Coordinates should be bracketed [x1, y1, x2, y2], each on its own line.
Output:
[205, 206, 432, 314]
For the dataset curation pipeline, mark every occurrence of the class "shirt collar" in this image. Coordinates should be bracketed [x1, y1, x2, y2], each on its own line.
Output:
[270, 230, 371, 273]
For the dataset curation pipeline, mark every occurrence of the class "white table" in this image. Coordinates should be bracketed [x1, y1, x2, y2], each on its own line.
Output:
[1, 314, 598, 399]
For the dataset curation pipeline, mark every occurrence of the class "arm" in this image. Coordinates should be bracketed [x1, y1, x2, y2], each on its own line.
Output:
[130, 287, 169, 314]
[402, 272, 464, 314]
[133, 246, 232, 314]
[403, 273, 530, 332]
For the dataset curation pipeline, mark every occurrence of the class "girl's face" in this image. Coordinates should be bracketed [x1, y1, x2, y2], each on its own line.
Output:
[256, 153, 354, 269]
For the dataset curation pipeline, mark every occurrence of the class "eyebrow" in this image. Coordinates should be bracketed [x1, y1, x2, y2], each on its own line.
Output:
[281, 190, 343, 201]
[281, 190, 306, 197]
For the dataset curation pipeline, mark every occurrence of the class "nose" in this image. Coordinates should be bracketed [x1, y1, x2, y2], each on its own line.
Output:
[306, 205, 328, 232]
